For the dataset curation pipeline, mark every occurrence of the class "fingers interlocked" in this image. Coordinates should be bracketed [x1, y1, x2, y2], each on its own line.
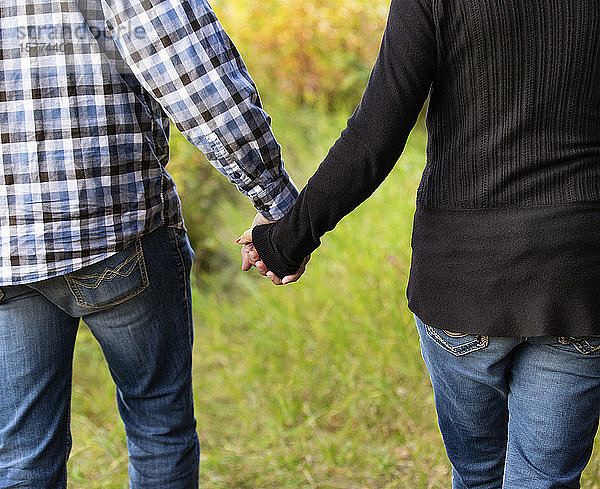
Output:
[238, 219, 309, 285]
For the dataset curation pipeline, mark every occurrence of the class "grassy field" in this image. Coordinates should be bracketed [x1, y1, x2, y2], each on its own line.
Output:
[66, 101, 600, 488]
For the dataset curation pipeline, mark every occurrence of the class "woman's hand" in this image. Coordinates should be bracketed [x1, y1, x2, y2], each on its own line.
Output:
[237, 218, 310, 285]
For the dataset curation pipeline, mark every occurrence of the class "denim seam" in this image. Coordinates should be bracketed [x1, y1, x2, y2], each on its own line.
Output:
[64, 239, 149, 309]
[559, 336, 600, 355]
[442, 330, 469, 338]
[66, 240, 143, 284]
[62, 367, 74, 489]
[425, 324, 489, 356]
[169, 228, 193, 338]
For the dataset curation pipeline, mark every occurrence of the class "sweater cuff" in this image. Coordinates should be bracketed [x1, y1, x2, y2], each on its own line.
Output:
[252, 224, 303, 279]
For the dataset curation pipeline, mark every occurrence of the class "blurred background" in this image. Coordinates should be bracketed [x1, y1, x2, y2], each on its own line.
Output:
[67, 1, 600, 487]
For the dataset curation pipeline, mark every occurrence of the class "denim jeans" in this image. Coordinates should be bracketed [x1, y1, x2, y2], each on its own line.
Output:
[415, 314, 600, 489]
[0, 226, 199, 489]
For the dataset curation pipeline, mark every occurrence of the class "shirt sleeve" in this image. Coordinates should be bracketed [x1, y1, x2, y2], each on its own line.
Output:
[100, 0, 298, 220]
[251, 0, 437, 278]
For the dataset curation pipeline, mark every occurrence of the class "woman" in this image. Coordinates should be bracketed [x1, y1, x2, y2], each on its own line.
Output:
[239, 0, 600, 487]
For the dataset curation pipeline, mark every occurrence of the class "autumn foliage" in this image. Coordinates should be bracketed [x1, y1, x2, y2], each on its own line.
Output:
[212, 0, 390, 110]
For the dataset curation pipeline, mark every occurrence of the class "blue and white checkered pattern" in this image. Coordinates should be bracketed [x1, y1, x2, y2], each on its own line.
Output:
[0, 0, 298, 285]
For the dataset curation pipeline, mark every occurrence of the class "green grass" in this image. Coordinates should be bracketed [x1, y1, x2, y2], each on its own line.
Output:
[66, 101, 600, 488]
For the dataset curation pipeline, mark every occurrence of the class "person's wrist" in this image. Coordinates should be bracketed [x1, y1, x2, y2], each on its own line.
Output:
[253, 212, 276, 227]
[252, 223, 299, 279]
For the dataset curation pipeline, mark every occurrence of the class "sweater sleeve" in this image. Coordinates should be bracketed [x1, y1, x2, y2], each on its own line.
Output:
[252, 0, 437, 278]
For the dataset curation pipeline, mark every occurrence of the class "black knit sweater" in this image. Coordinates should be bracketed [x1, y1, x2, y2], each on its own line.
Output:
[253, 0, 600, 336]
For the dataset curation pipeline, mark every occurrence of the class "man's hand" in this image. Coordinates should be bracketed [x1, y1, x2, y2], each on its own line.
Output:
[237, 219, 310, 285]
[238, 213, 274, 272]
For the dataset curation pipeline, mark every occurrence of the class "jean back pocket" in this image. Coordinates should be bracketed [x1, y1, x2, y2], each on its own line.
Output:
[558, 336, 600, 355]
[64, 238, 149, 309]
[425, 324, 489, 356]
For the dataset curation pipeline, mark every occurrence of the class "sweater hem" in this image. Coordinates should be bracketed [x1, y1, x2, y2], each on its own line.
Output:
[406, 203, 600, 337]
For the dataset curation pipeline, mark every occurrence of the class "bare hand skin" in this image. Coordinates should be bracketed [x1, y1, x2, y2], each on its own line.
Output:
[238, 213, 274, 272]
[256, 255, 310, 285]
[280, 255, 310, 285]
[237, 224, 310, 285]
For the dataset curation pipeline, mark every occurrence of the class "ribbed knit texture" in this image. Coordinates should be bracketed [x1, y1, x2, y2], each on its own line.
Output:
[253, 0, 600, 336]
[422, 0, 600, 209]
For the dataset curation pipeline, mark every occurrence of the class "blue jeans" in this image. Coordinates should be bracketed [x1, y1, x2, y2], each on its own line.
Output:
[0, 226, 199, 489]
[415, 314, 600, 489]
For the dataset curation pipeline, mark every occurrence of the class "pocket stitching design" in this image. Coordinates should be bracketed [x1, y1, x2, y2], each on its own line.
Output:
[426, 325, 489, 356]
[559, 336, 600, 355]
[65, 239, 149, 309]
[442, 330, 469, 338]
[67, 242, 141, 287]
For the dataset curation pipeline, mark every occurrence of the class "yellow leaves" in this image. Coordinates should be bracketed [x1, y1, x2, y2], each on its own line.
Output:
[212, 0, 390, 110]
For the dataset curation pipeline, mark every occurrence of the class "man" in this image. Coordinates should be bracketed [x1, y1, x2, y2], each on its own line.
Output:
[0, 0, 297, 487]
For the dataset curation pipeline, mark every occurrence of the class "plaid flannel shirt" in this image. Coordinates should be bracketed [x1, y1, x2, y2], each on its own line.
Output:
[0, 0, 298, 285]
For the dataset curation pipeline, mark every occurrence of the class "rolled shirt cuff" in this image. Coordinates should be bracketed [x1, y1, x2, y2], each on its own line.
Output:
[252, 171, 299, 221]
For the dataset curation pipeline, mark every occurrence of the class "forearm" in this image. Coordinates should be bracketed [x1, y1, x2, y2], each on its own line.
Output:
[101, 0, 298, 219]
[253, 0, 436, 276]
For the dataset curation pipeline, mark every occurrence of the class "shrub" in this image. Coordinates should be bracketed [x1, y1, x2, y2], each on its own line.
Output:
[168, 0, 395, 270]
[212, 0, 390, 111]
[168, 129, 238, 272]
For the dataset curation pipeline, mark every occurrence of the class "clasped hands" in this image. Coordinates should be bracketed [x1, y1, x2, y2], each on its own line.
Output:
[237, 213, 310, 285]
